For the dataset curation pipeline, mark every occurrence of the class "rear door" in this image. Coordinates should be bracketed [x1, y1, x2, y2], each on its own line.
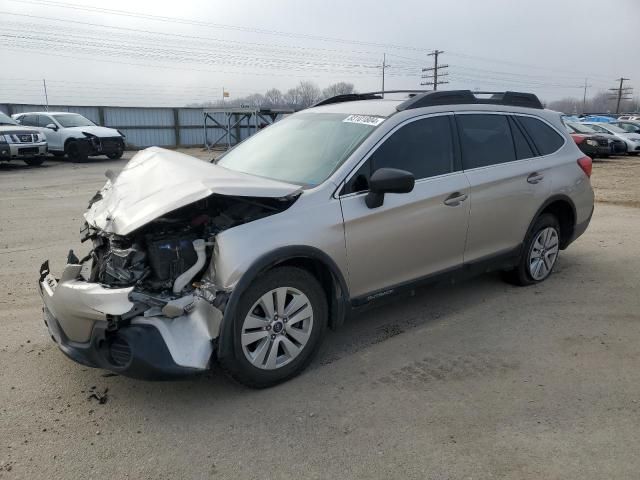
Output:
[339, 114, 470, 299]
[457, 112, 554, 263]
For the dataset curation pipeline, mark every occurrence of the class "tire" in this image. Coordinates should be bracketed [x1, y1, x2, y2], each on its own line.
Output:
[106, 150, 123, 160]
[24, 157, 45, 166]
[65, 140, 88, 163]
[219, 266, 328, 388]
[502, 213, 561, 286]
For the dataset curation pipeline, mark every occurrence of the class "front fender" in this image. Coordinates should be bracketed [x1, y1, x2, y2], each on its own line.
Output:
[215, 245, 350, 359]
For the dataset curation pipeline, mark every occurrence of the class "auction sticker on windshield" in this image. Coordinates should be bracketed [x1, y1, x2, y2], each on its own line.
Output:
[343, 114, 385, 126]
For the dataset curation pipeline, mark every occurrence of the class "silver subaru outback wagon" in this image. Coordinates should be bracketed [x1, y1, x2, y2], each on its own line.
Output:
[38, 90, 594, 387]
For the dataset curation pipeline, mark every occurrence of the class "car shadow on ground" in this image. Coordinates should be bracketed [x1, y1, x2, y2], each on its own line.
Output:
[50, 268, 537, 406]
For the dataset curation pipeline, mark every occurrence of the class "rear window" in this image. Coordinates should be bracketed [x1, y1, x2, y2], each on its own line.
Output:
[517, 116, 564, 155]
[457, 114, 516, 169]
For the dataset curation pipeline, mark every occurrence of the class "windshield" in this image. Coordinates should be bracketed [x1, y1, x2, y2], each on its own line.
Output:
[0, 112, 17, 125]
[52, 114, 95, 128]
[216, 112, 382, 186]
[568, 122, 596, 134]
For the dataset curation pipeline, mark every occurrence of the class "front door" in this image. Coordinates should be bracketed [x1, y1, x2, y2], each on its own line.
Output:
[339, 114, 470, 300]
[37, 115, 64, 151]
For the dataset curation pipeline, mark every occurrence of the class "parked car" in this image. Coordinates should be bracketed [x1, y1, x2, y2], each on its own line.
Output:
[580, 115, 616, 123]
[0, 111, 48, 166]
[582, 121, 640, 155]
[617, 114, 640, 121]
[611, 120, 640, 134]
[38, 90, 594, 387]
[564, 121, 626, 156]
[13, 112, 125, 162]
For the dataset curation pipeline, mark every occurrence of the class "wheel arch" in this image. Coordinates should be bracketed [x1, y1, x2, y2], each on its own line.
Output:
[216, 246, 350, 359]
[528, 195, 577, 250]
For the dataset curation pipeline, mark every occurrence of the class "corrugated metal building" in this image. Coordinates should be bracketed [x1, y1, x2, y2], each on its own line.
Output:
[0, 104, 288, 148]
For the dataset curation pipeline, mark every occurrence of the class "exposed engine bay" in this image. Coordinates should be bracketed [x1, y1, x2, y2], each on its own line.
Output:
[82, 193, 295, 297]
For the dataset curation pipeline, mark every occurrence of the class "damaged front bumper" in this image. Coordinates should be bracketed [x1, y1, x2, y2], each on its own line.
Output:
[38, 261, 223, 380]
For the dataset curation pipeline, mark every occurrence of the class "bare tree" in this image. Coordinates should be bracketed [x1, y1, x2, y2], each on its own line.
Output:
[264, 88, 283, 107]
[296, 81, 321, 108]
[322, 82, 355, 99]
[283, 87, 301, 108]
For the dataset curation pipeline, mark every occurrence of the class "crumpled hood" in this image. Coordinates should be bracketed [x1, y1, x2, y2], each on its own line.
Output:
[84, 147, 301, 235]
[67, 125, 122, 137]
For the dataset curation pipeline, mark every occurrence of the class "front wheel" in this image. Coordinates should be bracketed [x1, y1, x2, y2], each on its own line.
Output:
[65, 141, 88, 163]
[219, 267, 327, 388]
[502, 213, 561, 286]
[106, 144, 124, 159]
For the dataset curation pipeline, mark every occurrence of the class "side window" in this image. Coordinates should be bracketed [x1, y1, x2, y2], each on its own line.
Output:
[372, 116, 453, 178]
[344, 116, 454, 194]
[38, 116, 52, 127]
[517, 116, 565, 155]
[20, 114, 38, 127]
[508, 116, 535, 160]
[457, 114, 516, 169]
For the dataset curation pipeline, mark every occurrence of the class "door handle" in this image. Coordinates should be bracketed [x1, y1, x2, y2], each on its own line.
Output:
[443, 192, 468, 206]
[527, 172, 545, 184]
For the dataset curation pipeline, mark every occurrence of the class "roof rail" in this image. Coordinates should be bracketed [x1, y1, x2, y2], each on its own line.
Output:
[396, 90, 544, 111]
[312, 90, 431, 107]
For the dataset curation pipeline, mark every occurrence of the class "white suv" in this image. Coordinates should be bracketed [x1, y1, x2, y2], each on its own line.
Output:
[13, 112, 125, 162]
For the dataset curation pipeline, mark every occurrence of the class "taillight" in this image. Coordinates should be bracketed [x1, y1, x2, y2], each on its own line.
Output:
[571, 134, 585, 145]
[577, 156, 592, 178]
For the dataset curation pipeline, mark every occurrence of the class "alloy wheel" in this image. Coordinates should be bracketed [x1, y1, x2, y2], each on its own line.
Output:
[528, 227, 559, 281]
[241, 287, 314, 370]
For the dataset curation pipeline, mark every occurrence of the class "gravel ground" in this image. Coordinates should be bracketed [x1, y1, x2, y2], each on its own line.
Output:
[1, 151, 639, 479]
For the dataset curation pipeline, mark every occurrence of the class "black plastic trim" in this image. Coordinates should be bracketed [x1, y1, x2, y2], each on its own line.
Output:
[397, 90, 543, 112]
[216, 246, 351, 359]
[43, 307, 200, 380]
[351, 246, 522, 307]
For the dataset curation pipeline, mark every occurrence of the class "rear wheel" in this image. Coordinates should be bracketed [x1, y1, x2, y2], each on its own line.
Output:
[23, 157, 45, 166]
[65, 141, 88, 163]
[219, 267, 327, 388]
[502, 213, 560, 286]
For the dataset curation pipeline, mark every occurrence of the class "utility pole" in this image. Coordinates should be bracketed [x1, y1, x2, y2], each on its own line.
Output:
[582, 78, 592, 114]
[421, 50, 448, 91]
[608, 77, 632, 114]
[381, 53, 389, 98]
[42, 78, 49, 111]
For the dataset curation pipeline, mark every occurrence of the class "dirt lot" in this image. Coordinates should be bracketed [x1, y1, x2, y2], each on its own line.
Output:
[1, 152, 639, 479]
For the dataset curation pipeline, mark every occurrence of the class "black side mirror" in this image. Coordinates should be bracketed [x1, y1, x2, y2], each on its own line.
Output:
[365, 168, 415, 208]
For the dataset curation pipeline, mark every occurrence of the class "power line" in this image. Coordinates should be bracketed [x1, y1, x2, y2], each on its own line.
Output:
[7, 0, 432, 52]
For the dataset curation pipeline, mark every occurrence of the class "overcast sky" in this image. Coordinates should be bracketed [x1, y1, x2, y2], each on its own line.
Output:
[1, 0, 638, 106]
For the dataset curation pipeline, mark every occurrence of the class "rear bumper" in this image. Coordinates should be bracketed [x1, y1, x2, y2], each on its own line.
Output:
[566, 205, 593, 248]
